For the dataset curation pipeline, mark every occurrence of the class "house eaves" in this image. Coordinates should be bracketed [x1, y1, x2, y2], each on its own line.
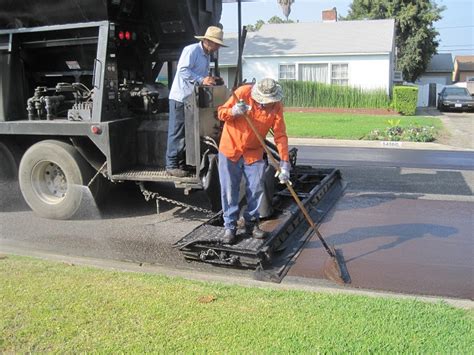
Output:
[243, 52, 392, 58]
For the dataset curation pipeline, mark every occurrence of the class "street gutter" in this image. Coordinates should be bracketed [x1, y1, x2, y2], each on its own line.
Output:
[1, 246, 472, 310]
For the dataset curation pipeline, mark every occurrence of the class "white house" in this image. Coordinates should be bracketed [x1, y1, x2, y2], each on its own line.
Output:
[219, 16, 396, 95]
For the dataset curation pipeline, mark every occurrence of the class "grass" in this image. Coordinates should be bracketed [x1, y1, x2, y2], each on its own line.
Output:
[283, 112, 443, 140]
[1, 255, 473, 353]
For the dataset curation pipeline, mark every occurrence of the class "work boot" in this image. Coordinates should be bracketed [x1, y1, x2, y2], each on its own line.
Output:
[221, 229, 236, 244]
[179, 164, 194, 172]
[245, 221, 268, 239]
[166, 168, 189, 177]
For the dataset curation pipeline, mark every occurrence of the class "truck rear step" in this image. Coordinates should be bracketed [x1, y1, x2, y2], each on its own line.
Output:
[174, 167, 345, 282]
[111, 166, 199, 185]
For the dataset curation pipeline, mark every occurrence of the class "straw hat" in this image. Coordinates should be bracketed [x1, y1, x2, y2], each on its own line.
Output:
[251, 78, 284, 104]
[195, 26, 227, 47]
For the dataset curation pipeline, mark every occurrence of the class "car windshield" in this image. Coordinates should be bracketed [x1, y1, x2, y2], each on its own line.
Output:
[444, 88, 469, 96]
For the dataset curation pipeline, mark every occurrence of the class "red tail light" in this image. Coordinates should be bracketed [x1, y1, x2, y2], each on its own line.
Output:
[91, 125, 102, 135]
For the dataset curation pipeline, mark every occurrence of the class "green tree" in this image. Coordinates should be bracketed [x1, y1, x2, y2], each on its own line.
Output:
[246, 19, 265, 32]
[246, 17, 293, 32]
[344, 0, 445, 82]
[268, 15, 294, 24]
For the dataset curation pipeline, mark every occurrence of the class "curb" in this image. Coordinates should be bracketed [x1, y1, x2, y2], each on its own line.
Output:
[287, 137, 474, 152]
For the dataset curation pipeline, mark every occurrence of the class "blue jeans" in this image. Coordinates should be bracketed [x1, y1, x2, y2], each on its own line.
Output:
[218, 152, 266, 231]
[166, 99, 185, 169]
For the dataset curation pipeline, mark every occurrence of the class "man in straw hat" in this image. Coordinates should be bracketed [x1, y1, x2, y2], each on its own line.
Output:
[166, 26, 227, 177]
[217, 78, 291, 244]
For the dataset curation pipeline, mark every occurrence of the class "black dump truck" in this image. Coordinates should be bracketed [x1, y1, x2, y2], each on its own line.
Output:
[0, 0, 229, 219]
[0, 0, 344, 274]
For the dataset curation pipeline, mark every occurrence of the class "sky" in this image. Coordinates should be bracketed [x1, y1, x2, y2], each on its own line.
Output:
[220, 0, 474, 57]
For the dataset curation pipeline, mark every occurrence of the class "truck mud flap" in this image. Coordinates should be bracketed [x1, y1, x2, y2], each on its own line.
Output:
[174, 168, 345, 282]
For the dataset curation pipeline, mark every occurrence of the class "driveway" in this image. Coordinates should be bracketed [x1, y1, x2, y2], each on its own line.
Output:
[417, 107, 474, 150]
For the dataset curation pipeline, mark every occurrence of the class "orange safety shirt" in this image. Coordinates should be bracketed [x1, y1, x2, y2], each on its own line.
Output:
[217, 84, 289, 164]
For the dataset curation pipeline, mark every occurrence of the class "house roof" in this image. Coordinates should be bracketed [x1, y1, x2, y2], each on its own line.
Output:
[218, 19, 395, 65]
[217, 32, 239, 67]
[426, 53, 454, 72]
[455, 55, 474, 71]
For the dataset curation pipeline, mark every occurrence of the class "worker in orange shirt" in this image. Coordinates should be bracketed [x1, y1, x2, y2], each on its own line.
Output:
[217, 78, 290, 244]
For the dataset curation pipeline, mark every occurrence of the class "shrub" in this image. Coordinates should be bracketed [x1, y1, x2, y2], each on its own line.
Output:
[367, 121, 436, 142]
[393, 86, 418, 115]
[280, 81, 390, 109]
[403, 126, 436, 142]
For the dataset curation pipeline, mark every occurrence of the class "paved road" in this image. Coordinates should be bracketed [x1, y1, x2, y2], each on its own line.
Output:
[296, 146, 474, 170]
[287, 178, 474, 300]
[1, 110, 472, 302]
[2, 146, 473, 299]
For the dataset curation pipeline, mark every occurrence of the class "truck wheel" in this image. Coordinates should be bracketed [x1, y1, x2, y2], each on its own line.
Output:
[19, 140, 95, 220]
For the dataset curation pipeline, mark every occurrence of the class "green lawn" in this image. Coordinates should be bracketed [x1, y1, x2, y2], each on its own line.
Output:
[1, 256, 472, 353]
[283, 112, 443, 140]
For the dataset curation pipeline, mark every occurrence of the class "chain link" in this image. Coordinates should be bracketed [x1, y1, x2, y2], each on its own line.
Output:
[87, 161, 107, 188]
[86, 163, 214, 215]
[138, 182, 214, 215]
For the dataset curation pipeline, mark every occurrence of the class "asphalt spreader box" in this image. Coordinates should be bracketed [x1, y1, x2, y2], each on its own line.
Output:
[175, 167, 345, 282]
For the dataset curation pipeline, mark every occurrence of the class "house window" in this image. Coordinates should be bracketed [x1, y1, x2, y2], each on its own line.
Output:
[331, 64, 348, 85]
[299, 64, 328, 83]
[279, 64, 296, 80]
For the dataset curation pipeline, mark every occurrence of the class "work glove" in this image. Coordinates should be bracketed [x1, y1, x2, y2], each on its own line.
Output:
[276, 160, 291, 184]
[231, 100, 249, 117]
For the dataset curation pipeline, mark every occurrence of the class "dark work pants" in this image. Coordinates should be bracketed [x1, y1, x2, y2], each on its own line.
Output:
[166, 99, 185, 169]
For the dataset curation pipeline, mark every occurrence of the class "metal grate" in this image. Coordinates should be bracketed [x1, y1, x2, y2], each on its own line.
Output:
[111, 166, 197, 182]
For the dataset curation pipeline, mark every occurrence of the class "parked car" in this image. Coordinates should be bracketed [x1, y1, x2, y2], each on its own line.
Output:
[437, 86, 474, 112]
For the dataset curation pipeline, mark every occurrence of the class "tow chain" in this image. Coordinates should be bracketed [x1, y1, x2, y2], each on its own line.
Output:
[86, 163, 213, 216]
[87, 161, 107, 188]
[138, 182, 214, 216]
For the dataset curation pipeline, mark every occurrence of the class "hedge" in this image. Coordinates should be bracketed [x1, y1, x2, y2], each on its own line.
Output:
[393, 86, 418, 115]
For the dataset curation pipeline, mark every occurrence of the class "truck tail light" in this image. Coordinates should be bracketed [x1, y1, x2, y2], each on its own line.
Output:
[91, 125, 102, 135]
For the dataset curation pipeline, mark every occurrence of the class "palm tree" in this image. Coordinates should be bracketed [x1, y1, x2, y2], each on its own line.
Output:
[277, 0, 295, 20]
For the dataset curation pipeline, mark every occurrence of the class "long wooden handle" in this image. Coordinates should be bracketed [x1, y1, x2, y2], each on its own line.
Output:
[231, 92, 334, 257]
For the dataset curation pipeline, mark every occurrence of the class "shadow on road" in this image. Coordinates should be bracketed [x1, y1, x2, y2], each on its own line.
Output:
[77, 182, 214, 221]
[306, 223, 458, 262]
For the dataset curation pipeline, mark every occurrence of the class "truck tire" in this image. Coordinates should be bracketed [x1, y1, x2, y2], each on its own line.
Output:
[0, 141, 21, 180]
[19, 140, 96, 220]
[0, 141, 23, 211]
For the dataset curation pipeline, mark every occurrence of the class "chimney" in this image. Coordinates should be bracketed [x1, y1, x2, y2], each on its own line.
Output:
[322, 7, 337, 22]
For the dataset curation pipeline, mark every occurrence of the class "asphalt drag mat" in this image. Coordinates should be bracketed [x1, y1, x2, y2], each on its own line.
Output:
[287, 193, 474, 300]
